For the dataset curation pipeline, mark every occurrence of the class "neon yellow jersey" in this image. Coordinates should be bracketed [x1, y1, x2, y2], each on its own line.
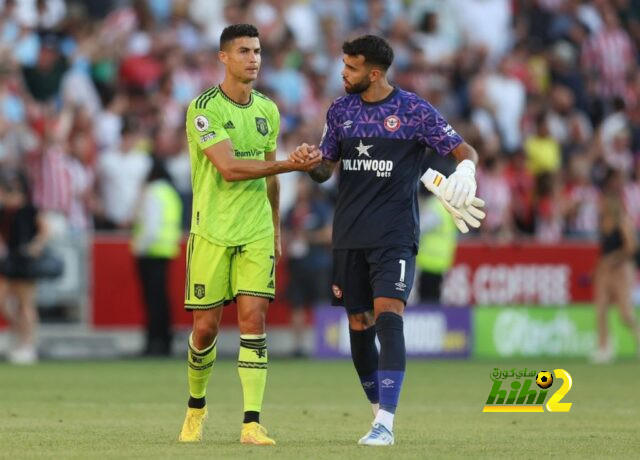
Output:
[185, 86, 280, 246]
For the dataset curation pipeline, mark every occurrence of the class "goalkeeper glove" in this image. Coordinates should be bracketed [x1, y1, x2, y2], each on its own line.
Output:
[444, 159, 477, 208]
[420, 168, 486, 234]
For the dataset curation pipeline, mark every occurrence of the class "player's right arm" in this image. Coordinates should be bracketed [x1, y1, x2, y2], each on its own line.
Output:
[203, 140, 319, 181]
[187, 102, 319, 182]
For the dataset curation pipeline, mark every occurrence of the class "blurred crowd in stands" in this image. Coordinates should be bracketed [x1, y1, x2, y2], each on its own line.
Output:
[0, 0, 639, 247]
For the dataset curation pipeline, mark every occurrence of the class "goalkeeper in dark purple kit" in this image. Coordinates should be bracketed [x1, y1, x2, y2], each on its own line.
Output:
[290, 35, 485, 446]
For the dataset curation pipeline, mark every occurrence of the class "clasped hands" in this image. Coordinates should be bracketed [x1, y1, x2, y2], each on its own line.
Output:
[288, 143, 322, 170]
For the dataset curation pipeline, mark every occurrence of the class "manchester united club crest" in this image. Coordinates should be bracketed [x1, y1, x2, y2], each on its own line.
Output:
[384, 115, 401, 132]
[255, 117, 268, 136]
[194, 284, 206, 299]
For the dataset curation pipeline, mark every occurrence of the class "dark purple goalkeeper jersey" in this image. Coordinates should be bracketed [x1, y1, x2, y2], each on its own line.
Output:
[319, 87, 463, 251]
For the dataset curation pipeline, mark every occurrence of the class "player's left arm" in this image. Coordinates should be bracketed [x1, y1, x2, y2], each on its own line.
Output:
[309, 158, 338, 183]
[416, 101, 481, 208]
[418, 102, 484, 232]
[265, 150, 281, 262]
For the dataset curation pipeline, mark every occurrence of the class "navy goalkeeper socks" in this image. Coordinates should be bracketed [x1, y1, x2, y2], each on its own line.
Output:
[375, 312, 405, 414]
[349, 326, 379, 404]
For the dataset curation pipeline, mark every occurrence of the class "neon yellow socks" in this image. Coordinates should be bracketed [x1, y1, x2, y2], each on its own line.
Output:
[187, 334, 217, 401]
[238, 334, 268, 416]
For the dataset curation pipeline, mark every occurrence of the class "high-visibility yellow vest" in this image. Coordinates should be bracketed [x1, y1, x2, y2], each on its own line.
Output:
[416, 197, 457, 274]
[133, 180, 183, 258]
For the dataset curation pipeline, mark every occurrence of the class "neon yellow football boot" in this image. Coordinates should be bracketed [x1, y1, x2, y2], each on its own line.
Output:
[178, 407, 208, 442]
[240, 422, 276, 445]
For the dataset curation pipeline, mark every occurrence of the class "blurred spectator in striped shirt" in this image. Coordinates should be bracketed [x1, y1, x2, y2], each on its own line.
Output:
[563, 155, 599, 239]
[66, 130, 95, 232]
[24, 105, 71, 221]
[505, 150, 536, 235]
[534, 172, 565, 242]
[582, 6, 635, 103]
[476, 154, 513, 240]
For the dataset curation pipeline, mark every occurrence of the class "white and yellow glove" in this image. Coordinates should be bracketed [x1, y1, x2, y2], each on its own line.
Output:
[444, 159, 477, 208]
[421, 168, 486, 234]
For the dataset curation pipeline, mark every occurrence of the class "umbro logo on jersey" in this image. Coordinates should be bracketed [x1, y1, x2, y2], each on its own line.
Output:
[224, 120, 235, 129]
[342, 120, 353, 129]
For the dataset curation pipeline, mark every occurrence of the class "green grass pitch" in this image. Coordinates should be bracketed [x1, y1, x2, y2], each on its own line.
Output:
[1, 359, 638, 459]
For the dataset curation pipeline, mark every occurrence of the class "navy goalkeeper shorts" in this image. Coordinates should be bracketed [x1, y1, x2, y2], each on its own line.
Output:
[331, 246, 416, 314]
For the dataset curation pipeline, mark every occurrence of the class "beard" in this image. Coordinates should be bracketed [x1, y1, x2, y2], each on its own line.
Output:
[344, 77, 371, 94]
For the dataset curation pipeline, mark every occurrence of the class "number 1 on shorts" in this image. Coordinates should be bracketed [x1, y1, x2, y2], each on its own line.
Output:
[398, 259, 406, 283]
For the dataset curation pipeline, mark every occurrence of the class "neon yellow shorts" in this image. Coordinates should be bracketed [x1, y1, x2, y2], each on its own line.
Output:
[184, 233, 275, 310]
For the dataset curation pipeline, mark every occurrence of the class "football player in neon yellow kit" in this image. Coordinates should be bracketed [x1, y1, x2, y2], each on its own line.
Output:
[178, 24, 320, 445]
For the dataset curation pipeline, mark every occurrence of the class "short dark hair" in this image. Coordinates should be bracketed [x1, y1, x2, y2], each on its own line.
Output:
[220, 24, 259, 50]
[342, 35, 394, 70]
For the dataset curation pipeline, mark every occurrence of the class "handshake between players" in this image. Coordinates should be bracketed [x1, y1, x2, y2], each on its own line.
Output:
[289, 143, 486, 234]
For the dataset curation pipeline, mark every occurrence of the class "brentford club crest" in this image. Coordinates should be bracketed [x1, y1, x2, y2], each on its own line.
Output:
[384, 115, 401, 132]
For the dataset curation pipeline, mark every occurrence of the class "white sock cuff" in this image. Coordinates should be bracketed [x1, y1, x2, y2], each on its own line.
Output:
[240, 333, 267, 340]
[374, 409, 395, 431]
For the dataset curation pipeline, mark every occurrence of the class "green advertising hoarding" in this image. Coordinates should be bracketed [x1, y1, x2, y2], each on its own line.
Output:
[473, 306, 636, 358]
